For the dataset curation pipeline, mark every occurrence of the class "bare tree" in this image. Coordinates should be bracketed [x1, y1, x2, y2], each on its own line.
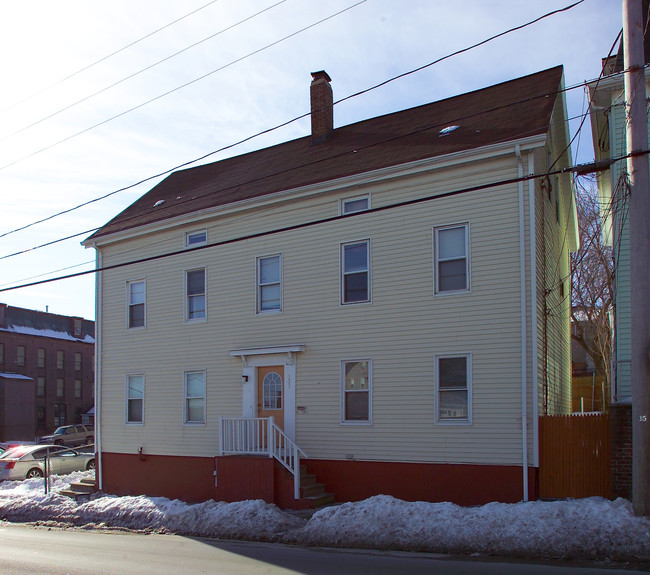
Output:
[571, 177, 615, 397]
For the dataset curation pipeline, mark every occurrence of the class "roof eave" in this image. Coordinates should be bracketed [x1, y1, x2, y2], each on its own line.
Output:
[86, 134, 548, 249]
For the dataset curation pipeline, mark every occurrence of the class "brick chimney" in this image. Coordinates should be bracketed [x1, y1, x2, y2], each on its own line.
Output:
[0, 303, 6, 329]
[310, 71, 333, 144]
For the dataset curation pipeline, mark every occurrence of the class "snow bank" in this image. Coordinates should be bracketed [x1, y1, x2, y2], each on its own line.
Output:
[288, 494, 650, 560]
[1, 475, 649, 561]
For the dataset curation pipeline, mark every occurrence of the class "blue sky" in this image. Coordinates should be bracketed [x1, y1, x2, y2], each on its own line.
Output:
[0, 0, 621, 320]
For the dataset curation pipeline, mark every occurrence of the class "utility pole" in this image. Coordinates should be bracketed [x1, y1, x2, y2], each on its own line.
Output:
[623, 0, 650, 516]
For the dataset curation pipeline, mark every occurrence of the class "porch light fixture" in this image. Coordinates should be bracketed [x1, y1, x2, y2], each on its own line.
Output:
[241, 375, 248, 383]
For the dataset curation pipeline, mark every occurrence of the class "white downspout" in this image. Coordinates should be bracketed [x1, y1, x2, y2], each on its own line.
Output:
[516, 145, 528, 501]
[94, 247, 103, 491]
[528, 152, 540, 470]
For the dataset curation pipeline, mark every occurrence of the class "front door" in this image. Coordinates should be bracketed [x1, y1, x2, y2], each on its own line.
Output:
[257, 365, 284, 431]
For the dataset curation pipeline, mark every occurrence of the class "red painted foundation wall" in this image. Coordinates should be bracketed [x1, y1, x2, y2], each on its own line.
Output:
[304, 459, 538, 506]
[100, 452, 537, 508]
[100, 452, 299, 506]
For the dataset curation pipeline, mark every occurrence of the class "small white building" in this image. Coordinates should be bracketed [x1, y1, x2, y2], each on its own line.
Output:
[84, 67, 576, 508]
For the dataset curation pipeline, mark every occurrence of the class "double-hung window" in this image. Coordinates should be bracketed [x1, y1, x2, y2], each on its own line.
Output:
[341, 359, 371, 423]
[186, 269, 206, 321]
[341, 240, 370, 304]
[435, 224, 469, 293]
[17, 346, 25, 366]
[435, 354, 471, 423]
[127, 280, 146, 328]
[257, 255, 282, 313]
[38, 348, 46, 368]
[126, 374, 144, 424]
[184, 370, 206, 424]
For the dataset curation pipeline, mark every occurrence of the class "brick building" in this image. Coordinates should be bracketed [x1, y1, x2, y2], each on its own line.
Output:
[0, 303, 94, 441]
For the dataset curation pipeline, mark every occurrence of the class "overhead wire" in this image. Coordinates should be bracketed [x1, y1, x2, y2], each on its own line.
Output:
[0, 0, 585, 241]
[0, 0, 222, 117]
[543, 25, 624, 301]
[0, 0, 287, 143]
[0, 0, 367, 173]
[1, 149, 647, 295]
[0, 78, 608, 260]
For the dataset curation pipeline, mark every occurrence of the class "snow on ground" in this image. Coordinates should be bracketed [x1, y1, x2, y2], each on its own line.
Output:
[0, 473, 649, 562]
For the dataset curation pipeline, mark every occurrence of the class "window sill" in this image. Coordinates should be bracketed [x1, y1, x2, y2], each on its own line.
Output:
[434, 419, 472, 426]
[434, 288, 471, 297]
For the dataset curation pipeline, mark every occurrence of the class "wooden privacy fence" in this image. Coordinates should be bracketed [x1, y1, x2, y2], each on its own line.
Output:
[538, 413, 611, 499]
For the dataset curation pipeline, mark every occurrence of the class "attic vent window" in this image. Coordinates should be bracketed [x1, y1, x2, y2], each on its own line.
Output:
[153, 200, 165, 207]
[439, 125, 459, 137]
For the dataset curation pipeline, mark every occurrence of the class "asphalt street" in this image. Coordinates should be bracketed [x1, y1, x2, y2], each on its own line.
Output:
[0, 523, 647, 575]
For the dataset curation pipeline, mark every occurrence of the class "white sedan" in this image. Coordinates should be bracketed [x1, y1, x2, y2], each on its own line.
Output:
[0, 444, 95, 481]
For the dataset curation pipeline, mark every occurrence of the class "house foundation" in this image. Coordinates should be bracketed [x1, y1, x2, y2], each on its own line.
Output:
[99, 452, 537, 508]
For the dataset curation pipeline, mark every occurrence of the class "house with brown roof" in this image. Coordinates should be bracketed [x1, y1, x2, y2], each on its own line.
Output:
[83, 66, 576, 508]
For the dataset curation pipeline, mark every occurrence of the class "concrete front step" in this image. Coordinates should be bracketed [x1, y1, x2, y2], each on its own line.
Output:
[300, 472, 318, 487]
[298, 465, 334, 508]
[301, 492, 335, 508]
[301, 482, 327, 498]
[60, 477, 96, 501]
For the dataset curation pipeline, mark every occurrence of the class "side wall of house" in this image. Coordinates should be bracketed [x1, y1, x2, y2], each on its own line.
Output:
[97, 150, 536, 474]
[608, 97, 631, 402]
[532, 107, 573, 416]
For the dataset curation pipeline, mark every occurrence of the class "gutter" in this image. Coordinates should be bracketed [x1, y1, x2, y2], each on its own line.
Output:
[94, 247, 103, 491]
[528, 152, 540, 469]
[516, 145, 528, 501]
[86, 135, 548, 249]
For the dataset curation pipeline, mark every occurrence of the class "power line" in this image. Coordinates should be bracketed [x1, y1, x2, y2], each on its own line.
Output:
[0, 0, 586, 241]
[335, 0, 585, 107]
[0, 259, 95, 289]
[0, 80, 595, 259]
[0, 1, 287, 143]
[0, 0, 367, 173]
[0, 0, 222, 117]
[1, 154, 645, 295]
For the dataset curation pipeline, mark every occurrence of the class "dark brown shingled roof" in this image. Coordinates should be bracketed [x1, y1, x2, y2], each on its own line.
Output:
[88, 66, 564, 241]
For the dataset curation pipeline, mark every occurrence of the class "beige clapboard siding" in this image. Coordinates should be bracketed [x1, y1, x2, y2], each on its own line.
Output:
[98, 152, 540, 464]
[531, 143, 571, 416]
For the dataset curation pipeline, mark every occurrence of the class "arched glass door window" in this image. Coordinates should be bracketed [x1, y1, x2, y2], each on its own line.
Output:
[263, 372, 282, 410]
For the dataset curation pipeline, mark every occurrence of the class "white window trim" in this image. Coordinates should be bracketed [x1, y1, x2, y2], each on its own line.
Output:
[340, 239, 371, 305]
[185, 229, 207, 248]
[434, 353, 472, 425]
[256, 254, 283, 314]
[125, 374, 145, 425]
[433, 223, 471, 295]
[340, 358, 372, 425]
[183, 369, 207, 425]
[340, 194, 371, 215]
[126, 279, 146, 330]
[184, 267, 207, 324]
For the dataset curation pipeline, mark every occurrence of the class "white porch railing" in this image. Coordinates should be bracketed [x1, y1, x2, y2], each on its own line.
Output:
[219, 417, 307, 499]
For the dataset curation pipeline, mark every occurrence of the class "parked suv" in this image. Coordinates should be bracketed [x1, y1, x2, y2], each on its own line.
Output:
[38, 424, 94, 447]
